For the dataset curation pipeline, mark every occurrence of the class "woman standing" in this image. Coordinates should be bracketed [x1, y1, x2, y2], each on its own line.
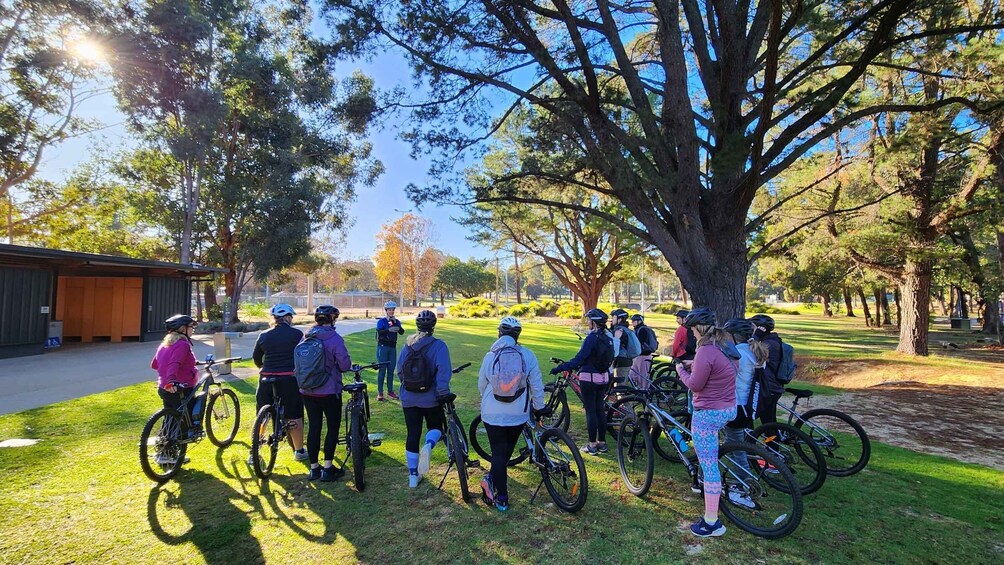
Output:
[375, 301, 405, 401]
[150, 314, 199, 442]
[675, 308, 738, 537]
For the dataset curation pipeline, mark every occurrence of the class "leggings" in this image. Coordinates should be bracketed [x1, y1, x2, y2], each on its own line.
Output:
[403, 406, 445, 453]
[721, 425, 751, 475]
[303, 393, 342, 465]
[158, 387, 192, 432]
[692, 407, 737, 495]
[484, 422, 524, 501]
[580, 381, 609, 444]
[759, 392, 781, 425]
[376, 345, 397, 394]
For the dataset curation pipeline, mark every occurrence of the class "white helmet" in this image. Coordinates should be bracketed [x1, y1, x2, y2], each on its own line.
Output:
[498, 316, 522, 338]
[270, 303, 295, 317]
[384, 301, 397, 310]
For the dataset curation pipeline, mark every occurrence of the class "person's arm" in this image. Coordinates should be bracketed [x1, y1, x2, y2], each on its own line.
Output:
[252, 335, 265, 368]
[558, 333, 595, 372]
[151, 350, 159, 371]
[478, 353, 491, 395]
[677, 347, 712, 392]
[434, 341, 452, 397]
[333, 334, 352, 372]
[525, 350, 546, 410]
[763, 338, 781, 381]
[394, 319, 405, 335]
[164, 343, 186, 383]
[671, 327, 686, 358]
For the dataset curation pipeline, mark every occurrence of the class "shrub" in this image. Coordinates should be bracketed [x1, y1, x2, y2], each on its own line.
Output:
[507, 302, 538, 318]
[448, 297, 499, 318]
[555, 301, 583, 319]
[650, 302, 686, 315]
[537, 299, 560, 315]
[746, 300, 801, 315]
[239, 300, 270, 319]
[194, 321, 269, 334]
[206, 303, 223, 321]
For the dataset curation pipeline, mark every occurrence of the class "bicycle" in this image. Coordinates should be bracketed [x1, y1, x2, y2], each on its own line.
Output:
[436, 363, 477, 502]
[542, 357, 653, 436]
[250, 373, 298, 479]
[468, 410, 588, 513]
[778, 387, 871, 476]
[140, 355, 242, 483]
[614, 391, 803, 539]
[339, 362, 386, 491]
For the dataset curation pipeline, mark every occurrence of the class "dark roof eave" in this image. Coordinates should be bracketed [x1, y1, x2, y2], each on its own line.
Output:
[0, 243, 227, 275]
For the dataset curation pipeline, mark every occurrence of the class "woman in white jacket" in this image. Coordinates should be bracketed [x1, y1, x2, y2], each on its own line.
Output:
[478, 317, 546, 512]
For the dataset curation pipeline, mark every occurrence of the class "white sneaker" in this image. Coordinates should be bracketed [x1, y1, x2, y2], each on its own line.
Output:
[418, 443, 432, 476]
[294, 448, 309, 462]
[408, 473, 421, 488]
[154, 454, 175, 465]
[728, 490, 756, 509]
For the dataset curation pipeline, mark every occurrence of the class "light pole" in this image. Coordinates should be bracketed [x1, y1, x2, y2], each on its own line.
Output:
[394, 208, 412, 309]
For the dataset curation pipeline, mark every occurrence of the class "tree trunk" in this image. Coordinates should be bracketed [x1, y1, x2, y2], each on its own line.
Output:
[857, 287, 872, 327]
[894, 288, 902, 327]
[680, 258, 748, 321]
[681, 288, 689, 306]
[881, 291, 892, 326]
[613, 286, 620, 305]
[195, 281, 204, 322]
[842, 287, 855, 317]
[896, 259, 933, 355]
[513, 247, 522, 304]
[204, 282, 219, 316]
[873, 289, 885, 326]
[821, 295, 833, 317]
[983, 300, 1001, 335]
[936, 287, 948, 316]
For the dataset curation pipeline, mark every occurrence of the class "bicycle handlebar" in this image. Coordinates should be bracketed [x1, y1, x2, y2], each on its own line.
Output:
[550, 357, 565, 364]
[452, 362, 471, 374]
[349, 362, 387, 373]
[197, 357, 243, 367]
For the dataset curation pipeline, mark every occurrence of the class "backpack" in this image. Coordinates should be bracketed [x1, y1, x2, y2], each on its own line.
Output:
[294, 331, 330, 391]
[741, 367, 773, 421]
[595, 331, 616, 369]
[399, 338, 437, 392]
[489, 344, 528, 404]
[639, 326, 659, 355]
[618, 326, 642, 359]
[684, 328, 697, 357]
[776, 339, 797, 384]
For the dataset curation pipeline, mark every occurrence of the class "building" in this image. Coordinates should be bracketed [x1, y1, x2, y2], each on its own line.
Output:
[0, 244, 223, 359]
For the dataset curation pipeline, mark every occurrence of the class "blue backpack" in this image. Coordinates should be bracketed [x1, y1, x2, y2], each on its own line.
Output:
[294, 331, 330, 390]
[776, 339, 797, 384]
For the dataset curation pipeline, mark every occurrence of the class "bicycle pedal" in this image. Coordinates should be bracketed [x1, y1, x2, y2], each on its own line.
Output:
[368, 433, 384, 447]
[466, 459, 482, 469]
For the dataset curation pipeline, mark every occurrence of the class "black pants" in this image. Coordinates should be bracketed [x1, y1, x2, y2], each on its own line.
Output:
[158, 387, 192, 432]
[759, 392, 782, 425]
[403, 405, 445, 453]
[485, 422, 524, 501]
[303, 394, 342, 464]
[580, 381, 609, 443]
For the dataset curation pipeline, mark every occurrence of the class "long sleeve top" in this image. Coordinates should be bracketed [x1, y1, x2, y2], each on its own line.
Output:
[671, 326, 696, 360]
[555, 329, 614, 375]
[757, 333, 785, 395]
[151, 339, 198, 389]
[376, 316, 405, 347]
[252, 323, 304, 373]
[478, 336, 546, 427]
[300, 325, 352, 397]
[397, 334, 452, 408]
[676, 343, 738, 410]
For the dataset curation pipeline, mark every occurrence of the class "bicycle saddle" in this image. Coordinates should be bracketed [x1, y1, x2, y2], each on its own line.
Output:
[785, 387, 813, 399]
[344, 382, 367, 392]
[260, 377, 281, 384]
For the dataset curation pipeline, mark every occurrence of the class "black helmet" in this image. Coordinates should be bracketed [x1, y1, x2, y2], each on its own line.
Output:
[315, 305, 339, 323]
[749, 314, 775, 333]
[609, 308, 628, 321]
[673, 309, 690, 319]
[585, 308, 608, 324]
[723, 318, 754, 342]
[683, 308, 716, 328]
[165, 314, 195, 332]
[416, 309, 437, 331]
[630, 314, 644, 323]
[498, 316, 522, 338]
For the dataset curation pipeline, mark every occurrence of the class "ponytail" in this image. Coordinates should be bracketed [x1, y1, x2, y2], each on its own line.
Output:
[695, 324, 730, 348]
[748, 340, 769, 367]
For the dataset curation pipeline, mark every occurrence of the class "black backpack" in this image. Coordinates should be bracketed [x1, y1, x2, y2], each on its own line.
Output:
[741, 367, 773, 421]
[399, 338, 437, 393]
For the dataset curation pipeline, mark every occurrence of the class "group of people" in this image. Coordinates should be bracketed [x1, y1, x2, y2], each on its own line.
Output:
[149, 301, 791, 537]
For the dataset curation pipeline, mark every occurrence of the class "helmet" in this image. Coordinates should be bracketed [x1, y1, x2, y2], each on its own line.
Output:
[673, 309, 690, 319]
[314, 305, 339, 322]
[270, 303, 295, 318]
[749, 314, 775, 333]
[609, 308, 628, 321]
[683, 307, 716, 328]
[165, 314, 195, 332]
[415, 309, 437, 331]
[384, 301, 397, 310]
[630, 314, 644, 323]
[585, 308, 609, 324]
[498, 316, 522, 338]
[722, 318, 754, 342]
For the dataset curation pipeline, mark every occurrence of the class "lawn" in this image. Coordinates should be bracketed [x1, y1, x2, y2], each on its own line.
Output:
[1, 318, 1002, 563]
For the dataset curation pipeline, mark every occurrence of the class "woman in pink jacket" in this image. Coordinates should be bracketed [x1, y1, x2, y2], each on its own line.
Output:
[675, 308, 738, 538]
[150, 314, 199, 436]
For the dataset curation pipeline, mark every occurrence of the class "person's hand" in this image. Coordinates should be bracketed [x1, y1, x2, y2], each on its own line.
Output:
[675, 363, 686, 374]
[549, 366, 561, 375]
[165, 383, 177, 393]
[437, 392, 457, 405]
[532, 406, 553, 419]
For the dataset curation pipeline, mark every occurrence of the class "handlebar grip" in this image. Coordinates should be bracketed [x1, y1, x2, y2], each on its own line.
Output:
[550, 357, 563, 364]
[452, 362, 472, 374]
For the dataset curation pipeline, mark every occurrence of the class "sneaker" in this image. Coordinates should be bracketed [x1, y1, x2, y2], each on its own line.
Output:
[580, 444, 599, 456]
[690, 518, 727, 538]
[377, 395, 386, 402]
[728, 490, 756, 510]
[320, 466, 344, 482]
[756, 458, 781, 475]
[495, 494, 509, 512]
[418, 443, 433, 475]
[154, 454, 175, 465]
[480, 476, 496, 506]
[596, 442, 608, 454]
[388, 390, 399, 400]
[408, 472, 421, 488]
[690, 482, 702, 494]
[294, 448, 309, 462]
[308, 466, 322, 481]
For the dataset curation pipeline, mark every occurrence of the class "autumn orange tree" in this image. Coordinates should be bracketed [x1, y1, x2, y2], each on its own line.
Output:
[373, 213, 444, 305]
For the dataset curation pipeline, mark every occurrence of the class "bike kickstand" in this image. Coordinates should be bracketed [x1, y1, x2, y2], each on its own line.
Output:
[529, 478, 545, 504]
[437, 462, 453, 490]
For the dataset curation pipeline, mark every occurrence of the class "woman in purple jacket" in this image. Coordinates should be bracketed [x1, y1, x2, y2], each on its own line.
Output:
[300, 305, 353, 481]
[151, 314, 199, 438]
[675, 308, 738, 538]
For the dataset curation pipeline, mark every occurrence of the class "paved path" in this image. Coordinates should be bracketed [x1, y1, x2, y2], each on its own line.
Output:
[0, 320, 376, 416]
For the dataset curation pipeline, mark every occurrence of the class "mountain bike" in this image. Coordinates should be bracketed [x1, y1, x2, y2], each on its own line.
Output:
[469, 411, 588, 513]
[542, 357, 652, 435]
[251, 373, 299, 479]
[140, 355, 242, 483]
[436, 363, 477, 502]
[339, 362, 386, 491]
[779, 387, 871, 476]
[615, 392, 803, 539]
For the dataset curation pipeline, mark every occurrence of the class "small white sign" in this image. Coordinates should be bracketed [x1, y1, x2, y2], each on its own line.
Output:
[40, 306, 50, 314]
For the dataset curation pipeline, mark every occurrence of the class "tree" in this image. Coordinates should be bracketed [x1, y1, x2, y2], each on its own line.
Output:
[432, 257, 495, 300]
[373, 214, 444, 305]
[323, 0, 1004, 320]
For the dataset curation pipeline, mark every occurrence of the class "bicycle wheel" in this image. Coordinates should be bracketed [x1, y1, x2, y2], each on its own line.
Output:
[542, 384, 570, 431]
[750, 423, 827, 495]
[449, 418, 471, 501]
[251, 406, 278, 479]
[205, 388, 240, 447]
[797, 408, 871, 477]
[468, 415, 530, 466]
[139, 409, 187, 483]
[651, 376, 688, 413]
[350, 408, 366, 491]
[539, 428, 588, 513]
[616, 415, 653, 496]
[716, 441, 803, 539]
[649, 362, 675, 379]
[606, 395, 645, 437]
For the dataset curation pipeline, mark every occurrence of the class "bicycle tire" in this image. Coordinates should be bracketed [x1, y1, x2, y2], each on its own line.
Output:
[750, 422, 827, 495]
[251, 406, 278, 479]
[139, 409, 187, 483]
[468, 415, 530, 466]
[205, 388, 240, 447]
[650, 376, 688, 412]
[539, 427, 588, 513]
[606, 394, 646, 437]
[351, 408, 366, 491]
[449, 417, 471, 501]
[649, 362, 675, 379]
[616, 415, 653, 496]
[796, 408, 870, 476]
[716, 441, 804, 539]
[542, 384, 570, 431]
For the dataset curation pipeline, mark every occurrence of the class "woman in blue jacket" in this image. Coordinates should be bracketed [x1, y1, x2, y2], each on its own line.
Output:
[550, 308, 615, 455]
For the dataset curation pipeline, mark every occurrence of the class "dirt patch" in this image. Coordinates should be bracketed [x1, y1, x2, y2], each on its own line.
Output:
[796, 383, 1004, 471]
[805, 357, 1004, 390]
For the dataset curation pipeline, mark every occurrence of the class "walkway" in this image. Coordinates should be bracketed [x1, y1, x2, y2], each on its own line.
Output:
[0, 319, 376, 415]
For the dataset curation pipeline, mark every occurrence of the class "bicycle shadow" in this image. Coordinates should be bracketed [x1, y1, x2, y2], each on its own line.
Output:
[146, 470, 264, 564]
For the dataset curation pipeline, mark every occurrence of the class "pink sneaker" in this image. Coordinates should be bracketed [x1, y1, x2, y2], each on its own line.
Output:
[388, 391, 399, 401]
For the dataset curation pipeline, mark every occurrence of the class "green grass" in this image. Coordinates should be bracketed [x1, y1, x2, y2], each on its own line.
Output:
[1, 318, 1002, 563]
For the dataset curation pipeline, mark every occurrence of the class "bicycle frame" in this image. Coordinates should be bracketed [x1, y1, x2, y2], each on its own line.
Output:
[173, 357, 240, 440]
[778, 396, 837, 446]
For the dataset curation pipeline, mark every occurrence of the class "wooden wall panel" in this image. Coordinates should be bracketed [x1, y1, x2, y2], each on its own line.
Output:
[56, 276, 144, 342]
